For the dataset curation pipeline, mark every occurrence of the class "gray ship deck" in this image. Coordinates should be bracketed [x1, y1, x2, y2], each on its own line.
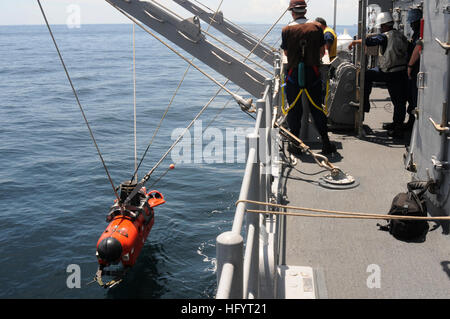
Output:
[280, 88, 450, 299]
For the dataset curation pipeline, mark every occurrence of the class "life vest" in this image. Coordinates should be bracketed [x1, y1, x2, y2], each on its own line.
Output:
[324, 27, 337, 60]
[282, 22, 324, 70]
[378, 29, 409, 73]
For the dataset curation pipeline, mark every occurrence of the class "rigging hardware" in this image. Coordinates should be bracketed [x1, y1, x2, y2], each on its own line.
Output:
[129, 0, 225, 183]
[275, 122, 358, 189]
[108, 1, 288, 203]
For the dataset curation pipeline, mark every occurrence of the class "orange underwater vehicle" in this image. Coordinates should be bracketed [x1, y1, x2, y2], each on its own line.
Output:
[94, 181, 165, 288]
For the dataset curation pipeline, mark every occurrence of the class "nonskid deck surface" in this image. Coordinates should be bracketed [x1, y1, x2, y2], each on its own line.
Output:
[280, 88, 450, 299]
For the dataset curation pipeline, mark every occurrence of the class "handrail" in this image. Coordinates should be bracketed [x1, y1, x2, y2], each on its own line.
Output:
[216, 62, 281, 299]
[216, 263, 234, 299]
[216, 101, 265, 299]
[231, 143, 259, 234]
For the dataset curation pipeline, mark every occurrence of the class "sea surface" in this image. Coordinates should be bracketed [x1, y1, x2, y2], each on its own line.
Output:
[0, 23, 357, 299]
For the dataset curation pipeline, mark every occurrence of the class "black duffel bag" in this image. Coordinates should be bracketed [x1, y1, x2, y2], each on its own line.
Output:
[378, 182, 430, 241]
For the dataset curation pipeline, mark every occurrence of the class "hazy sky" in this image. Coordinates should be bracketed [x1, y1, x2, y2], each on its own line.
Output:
[1, 0, 359, 26]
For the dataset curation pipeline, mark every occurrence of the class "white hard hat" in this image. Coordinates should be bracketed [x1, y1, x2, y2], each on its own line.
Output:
[376, 12, 394, 27]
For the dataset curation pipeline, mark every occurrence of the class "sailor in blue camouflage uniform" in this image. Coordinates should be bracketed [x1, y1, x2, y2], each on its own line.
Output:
[349, 12, 409, 138]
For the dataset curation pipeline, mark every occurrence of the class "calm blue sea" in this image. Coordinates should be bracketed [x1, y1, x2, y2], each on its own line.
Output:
[0, 23, 357, 299]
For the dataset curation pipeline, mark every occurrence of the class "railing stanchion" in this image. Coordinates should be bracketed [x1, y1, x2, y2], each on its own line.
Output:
[216, 231, 244, 299]
[216, 81, 281, 299]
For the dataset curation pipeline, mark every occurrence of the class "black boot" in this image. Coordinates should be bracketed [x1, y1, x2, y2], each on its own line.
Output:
[387, 123, 404, 139]
[404, 116, 415, 130]
[288, 143, 302, 157]
[382, 122, 396, 130]
[321, 135, 337, 155]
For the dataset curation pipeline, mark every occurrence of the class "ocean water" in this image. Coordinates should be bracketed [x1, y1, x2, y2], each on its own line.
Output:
[0, 23, 357, 299]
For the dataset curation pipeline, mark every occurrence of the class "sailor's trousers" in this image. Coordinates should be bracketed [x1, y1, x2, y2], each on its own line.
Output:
[285, 66, 329, 140]
[364, 67, 408, 124]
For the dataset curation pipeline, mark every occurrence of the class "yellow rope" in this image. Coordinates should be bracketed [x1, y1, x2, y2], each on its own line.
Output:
[281, 77, 287, 115]
[304, 87, 328, 115]
[281, 85, 328, 116]
[282, 88, 303, 115]
[236, 199, 450, 221]
[325, 79, 330, 115]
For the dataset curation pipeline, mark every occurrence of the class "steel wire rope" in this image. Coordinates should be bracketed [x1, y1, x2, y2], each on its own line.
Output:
[133, 23, 138, 182]
[202, 36, 283, 132]
[106, 2, 245, 204]
[185, 11, 288, 132]
[105, 2, 252, 110]
[146, 6, 288, 163]
[37, 0, 120, 202]
[106, 2, 288, 204]
[127, 0, 225, 184]
[158, 5, 287, 150]
[116, 0, 285, 175]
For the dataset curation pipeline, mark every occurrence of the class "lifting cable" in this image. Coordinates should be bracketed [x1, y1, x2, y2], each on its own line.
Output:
[204, 36, 283, 132]
[132, 23, 138, 182]
[128, 0, 225, 184]
[37, 0, 120, 202]
[155, 5, 287, 139]
[236, 199, 450, 221]
[107, 2, 288, 205]
[191, 8, 289, 130]
[105, 1, 254, 111]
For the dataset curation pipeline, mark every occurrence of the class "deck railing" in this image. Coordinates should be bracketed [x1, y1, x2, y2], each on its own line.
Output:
[216, 58, 282, 299]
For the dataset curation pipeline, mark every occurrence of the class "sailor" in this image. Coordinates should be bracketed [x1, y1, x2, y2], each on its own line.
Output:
[405, 8, 423, 130]
[348, 12, 409, 138]
[314, 17, 337, 115]
[315, 17, 338, 61]
[281, 0, 336, 155]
